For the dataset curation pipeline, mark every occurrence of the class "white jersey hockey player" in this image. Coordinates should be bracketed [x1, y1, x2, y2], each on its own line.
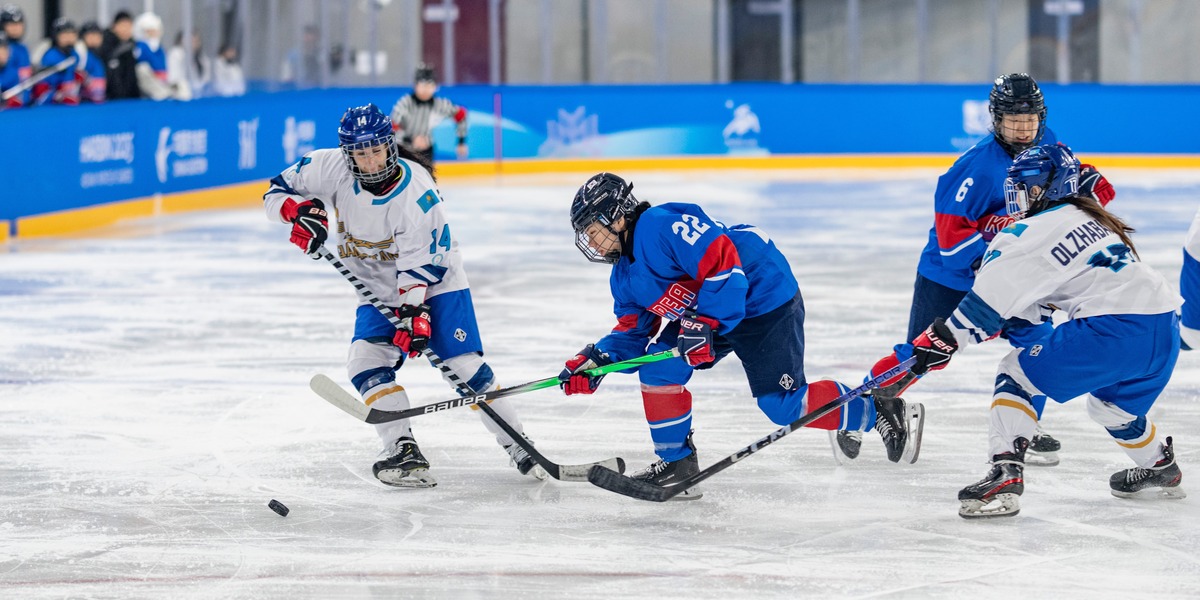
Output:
[263, 103, 546, 487]
[902, 144, 1184, 518]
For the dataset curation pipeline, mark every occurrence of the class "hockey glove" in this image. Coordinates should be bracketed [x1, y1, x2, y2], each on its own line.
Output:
[392, 304, 432, 358]
[280, 198, 330, 255]
[1078, 164, 1115, 207]
[559, 344, 613, 396]
[677, 315, 718, 367]
[910, 318, 959, 376]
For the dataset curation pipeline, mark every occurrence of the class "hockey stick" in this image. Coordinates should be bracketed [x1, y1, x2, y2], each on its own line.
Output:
[310, 349, 678, 423]
[1, 56, 78, 102]
[315, 246, 627, 481]
[587, 356, 918, 502]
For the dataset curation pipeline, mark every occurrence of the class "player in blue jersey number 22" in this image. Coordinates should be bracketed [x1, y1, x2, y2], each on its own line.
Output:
[558, 173, 926, 500]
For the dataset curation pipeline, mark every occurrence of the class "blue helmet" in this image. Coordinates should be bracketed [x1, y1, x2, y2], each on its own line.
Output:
[1004, 143, 1080, 220]
[337, 104, 398, 186]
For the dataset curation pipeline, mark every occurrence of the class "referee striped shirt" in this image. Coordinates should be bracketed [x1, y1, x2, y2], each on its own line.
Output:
[390, 93, 468, 146]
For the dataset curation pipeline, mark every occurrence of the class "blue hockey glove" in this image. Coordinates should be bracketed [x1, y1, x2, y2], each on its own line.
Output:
[559, 344, 612, 396]
[1079, 164, 1115, 206]
[677, 315, 718, 367]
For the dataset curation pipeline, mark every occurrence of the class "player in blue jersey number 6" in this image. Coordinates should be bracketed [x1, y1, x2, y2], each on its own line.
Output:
[558, 172, 926, 500]
[264, 104, 545, 488]
[903, 144, 1185, 518]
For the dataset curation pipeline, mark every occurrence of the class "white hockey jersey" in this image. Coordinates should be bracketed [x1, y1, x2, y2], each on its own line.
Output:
[263, 148, 468, 306]
[947, 203, 1182, 346]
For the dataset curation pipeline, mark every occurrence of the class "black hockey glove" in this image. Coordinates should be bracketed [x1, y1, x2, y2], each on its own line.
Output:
[910, 318, 959, 376]
[559, 344, 613, 396]
[392, 304, 432, 358]
[677, 315, 718, 367]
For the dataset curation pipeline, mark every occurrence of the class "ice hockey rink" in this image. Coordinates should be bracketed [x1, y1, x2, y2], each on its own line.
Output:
[3, 168, 1199, 599]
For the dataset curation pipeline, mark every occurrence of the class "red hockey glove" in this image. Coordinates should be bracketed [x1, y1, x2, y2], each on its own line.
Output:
[677, 315, 718, 367]
[280, 198, 329, 255]
[910, 318, 959, 376]
[559, 344, 613, 395]
[1079, 164, 1115, 207]
[392, 304, 432, 358]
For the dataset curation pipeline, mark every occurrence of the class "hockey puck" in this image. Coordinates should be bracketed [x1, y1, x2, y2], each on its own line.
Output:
[267, 499, 289, 517]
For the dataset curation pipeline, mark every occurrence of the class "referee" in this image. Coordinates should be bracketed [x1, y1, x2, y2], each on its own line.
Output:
[389, 65, 468, 165]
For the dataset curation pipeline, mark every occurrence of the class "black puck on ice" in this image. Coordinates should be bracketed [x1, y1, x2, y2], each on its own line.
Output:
[268, 499, 289, 517]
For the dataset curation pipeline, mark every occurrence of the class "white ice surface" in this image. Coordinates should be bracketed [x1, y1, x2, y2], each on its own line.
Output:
[2, 169, 1199, 599]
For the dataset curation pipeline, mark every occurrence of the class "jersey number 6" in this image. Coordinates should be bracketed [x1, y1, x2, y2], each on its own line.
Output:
[671, 214, 711, 245]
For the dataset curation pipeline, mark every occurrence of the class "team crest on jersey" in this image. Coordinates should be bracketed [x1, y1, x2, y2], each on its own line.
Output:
[1029, 345, 1042, 357]
[779, 373, 794, 389]
[454, 328, 467, 342]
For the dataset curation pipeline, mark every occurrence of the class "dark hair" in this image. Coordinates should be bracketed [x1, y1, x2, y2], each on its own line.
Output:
[1062, 195, 1139, 258]
[395, 144, 435, 180]
[113, 10, 133, 24]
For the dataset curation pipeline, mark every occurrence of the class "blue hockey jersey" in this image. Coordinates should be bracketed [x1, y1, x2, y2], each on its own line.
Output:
[917, 129, 1058, 291]
[595, 203, 799, 362]
[1182, 205, 1200, 349]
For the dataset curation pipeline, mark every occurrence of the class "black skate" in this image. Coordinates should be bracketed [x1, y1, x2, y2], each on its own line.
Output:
[373, 437, 437, 488]
[504, 436, 549, 480]
[958, 438, 1028, 519]
[1110, 436, 1186, 500]
[1026, 425, 1062, 467]
[828, 429, 863, 465]
[872, 392, 925, 464]
[631, 432, 702, 500]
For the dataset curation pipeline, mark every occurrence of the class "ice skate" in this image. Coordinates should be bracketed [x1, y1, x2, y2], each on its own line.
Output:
[1026, 424, 1062, 467]
[872, 393, 925, 464]
[1110, 436, 1186, 500]
[630, 432, 702, 500]
[504, 436, 549, 481]
[829, 429, 863, 465]
[958, 438, 1027, 519]
[373, 437, 437, 488]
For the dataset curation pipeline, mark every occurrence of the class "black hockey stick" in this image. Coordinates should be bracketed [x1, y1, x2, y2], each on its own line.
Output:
[310, 349, 677, 423]
[587, 356, 918, 501]
[316, 246, 627, 481]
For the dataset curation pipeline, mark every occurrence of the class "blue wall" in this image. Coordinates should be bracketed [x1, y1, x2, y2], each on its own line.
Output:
[2, 84, 1198, 222]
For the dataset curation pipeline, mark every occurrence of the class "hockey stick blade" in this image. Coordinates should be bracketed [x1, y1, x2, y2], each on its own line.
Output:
[310, 374, 371, 421]
[588, 357, 918, 502]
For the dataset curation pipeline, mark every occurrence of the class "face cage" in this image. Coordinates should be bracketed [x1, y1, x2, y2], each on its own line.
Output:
[340, 137, 399, 186]
[574, 219, 622, 264]
[992, 113, 1045, 154]
[1003, 178, 1029, 221]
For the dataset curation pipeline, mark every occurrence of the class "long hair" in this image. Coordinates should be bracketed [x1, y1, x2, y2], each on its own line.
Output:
[1061, 195, 1139, 258]
[395, 143, 435, 181]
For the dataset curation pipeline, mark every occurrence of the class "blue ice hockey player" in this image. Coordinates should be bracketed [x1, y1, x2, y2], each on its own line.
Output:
[263, 104, 546, 488]
[904, 143, 1184, 519]
[1181, 207, 1200, 350]
[836, 73, 1115, 467]
[558, 172, 925, 500]
[1, 5, 31, 105]
[34, 19, 83, 105]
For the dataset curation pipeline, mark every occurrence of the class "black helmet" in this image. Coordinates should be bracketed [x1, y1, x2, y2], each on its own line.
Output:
[414, 64, 436, 83]
[0, 5, 24, 26]
[52, 17, 77, 38]
[989, 73, 1047, 155]
[570, 173, 640, 264]
[80, 21, 102, 36]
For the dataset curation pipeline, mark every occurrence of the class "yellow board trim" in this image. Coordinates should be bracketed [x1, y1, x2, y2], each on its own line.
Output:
[0, 220, 9, 244]
[8, 153, 1200, 240]
[991, 398, 1039, 422]
[1116, 423, 1157, 449]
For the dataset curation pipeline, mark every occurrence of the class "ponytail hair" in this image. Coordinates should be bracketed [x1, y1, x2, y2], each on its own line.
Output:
[1061, 195, 1139, 258]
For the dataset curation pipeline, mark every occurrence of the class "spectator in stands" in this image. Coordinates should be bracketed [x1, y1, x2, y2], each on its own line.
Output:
[133, 12, 185, 100]
[167, 30, 210, 99]
[101, 10, 139, 100]
[1, 5, 30, 105]
[281, 24, 319, 88]
[79, 21, 106, 103]
[33, 18, 82, 106]
[212, 43, 245, 97]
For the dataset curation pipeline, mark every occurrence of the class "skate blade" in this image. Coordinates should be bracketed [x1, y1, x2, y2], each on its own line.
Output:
[901, 403, 925, 465]
[1111, 486, 1187, 500]
[1025, 450, 1060, 467]
[376, 467, 438, 488]
[959, 493, 1021, 519]
[827, 430, 857, 465]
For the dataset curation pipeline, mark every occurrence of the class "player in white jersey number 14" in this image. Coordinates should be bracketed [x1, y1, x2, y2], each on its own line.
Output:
[900, 143, 1185, 518]
[263, 104, 546, 488]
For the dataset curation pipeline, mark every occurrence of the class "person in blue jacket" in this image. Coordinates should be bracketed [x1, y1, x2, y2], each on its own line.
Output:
[558, 173, 926, 500]
[1, 5, 31, 105]
[834, 73, 1115, 467]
